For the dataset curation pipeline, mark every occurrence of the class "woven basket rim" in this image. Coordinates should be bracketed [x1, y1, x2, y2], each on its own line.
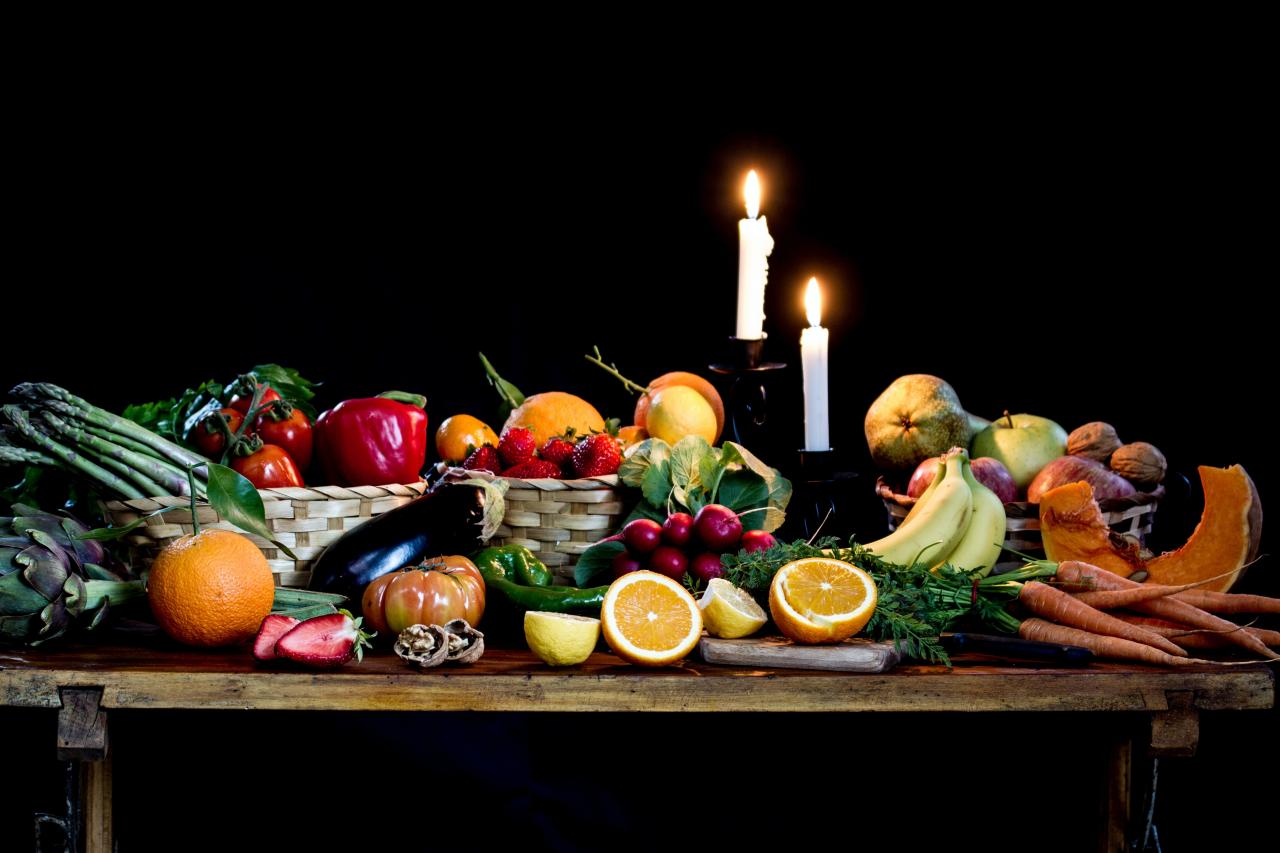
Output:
[874, 474, 1164, 515]
[100, 480, 430, 510]
[444, 467, 620, 491]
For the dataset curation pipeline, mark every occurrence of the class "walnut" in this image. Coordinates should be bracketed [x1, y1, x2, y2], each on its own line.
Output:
[1067, 422, 1123, 463]
[1110, 442, 1167, 486]
[440, 619, 486, 664]
[394, 624, 449, 668]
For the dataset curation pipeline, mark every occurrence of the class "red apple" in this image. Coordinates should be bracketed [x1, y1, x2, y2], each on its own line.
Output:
[971, 457, 1019, 504]
[906, 457, 942, 498]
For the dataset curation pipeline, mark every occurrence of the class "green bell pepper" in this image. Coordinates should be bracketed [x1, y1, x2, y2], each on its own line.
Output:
[472, 544, 607, 615]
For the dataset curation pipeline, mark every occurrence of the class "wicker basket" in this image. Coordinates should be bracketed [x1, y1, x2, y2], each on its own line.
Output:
[446, 469, 628, 585]
[875, 476, 1163, 573]
[100, 482, 430, 588]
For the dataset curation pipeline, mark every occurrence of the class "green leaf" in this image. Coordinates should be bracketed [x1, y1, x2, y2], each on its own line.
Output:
[203, 463, 298, 559]
[641, 456, 672, 508]
[77, 505, 185, 541]
[618, 437, 668, 488]
[478, 353, 526, 422]
[721, 442, 792, 532]
[715, 469, 769, 513]
[574, 540, 625, 587]
[669, 435, 710, 494]
[622, 502, 666, 526]
[697, 447, 723, 497]
[120, 400, 171, 434]
[251, 364, 319, 413]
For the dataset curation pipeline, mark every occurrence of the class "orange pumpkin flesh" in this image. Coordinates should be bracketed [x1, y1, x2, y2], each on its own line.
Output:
[1038, 465, 1263, 593]
[1145, 465, 1262, 593]
[1038, 482, 1145, 578]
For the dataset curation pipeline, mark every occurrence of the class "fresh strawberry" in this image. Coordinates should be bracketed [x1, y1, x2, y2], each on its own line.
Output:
[252, 614, 300, 661]
[274, 610, 374, 669]
[571, 433, 622, 477]
[539, 435, 575, 468]
[500, 460, 563, 479]
[462, 445, 502, 473]
[497, 427, 537, 467]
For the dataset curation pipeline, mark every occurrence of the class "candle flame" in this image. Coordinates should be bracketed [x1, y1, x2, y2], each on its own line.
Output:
[805, 277, 822, 327]
[744, 170, 761, 219]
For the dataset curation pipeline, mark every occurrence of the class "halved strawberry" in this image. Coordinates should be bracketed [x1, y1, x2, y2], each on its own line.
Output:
[274, 610, 374, 669]
[252, 614, 300, 661]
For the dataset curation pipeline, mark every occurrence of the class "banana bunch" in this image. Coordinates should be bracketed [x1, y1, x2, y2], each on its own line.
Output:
[865, 448, 1007, 575]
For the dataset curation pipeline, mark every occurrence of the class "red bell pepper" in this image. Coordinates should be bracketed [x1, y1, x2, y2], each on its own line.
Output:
[314, 391, 429, 486]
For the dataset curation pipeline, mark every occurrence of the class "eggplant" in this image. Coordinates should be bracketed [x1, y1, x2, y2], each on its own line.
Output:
[308, 481, 505, 609]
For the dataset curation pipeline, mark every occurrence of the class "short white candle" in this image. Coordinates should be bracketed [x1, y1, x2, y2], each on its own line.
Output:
[735, 170, 774, 340]
[800, 277, 830, 451]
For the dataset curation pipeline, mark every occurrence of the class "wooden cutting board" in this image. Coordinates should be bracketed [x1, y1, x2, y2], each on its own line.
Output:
[698, 635, 901, 673]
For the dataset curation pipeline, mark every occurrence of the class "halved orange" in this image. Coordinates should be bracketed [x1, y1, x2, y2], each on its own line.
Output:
[768, 557, 877, 644]
[600, 571, 703, 666]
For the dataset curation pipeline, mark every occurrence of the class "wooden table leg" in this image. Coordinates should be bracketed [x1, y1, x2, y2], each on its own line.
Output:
[1101, 729, 1133, 853]
[57, 687, 113, 853]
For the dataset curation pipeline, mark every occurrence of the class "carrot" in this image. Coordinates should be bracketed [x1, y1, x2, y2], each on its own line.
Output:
[1054, 561, 1280, 660]
[1019, 618, 1205, 666]
[1017, 581, 1187, 657]
[1113, 614, 1280, 649]
[1169, 589, 1280, 615]
[1069, 580, 1208, 611]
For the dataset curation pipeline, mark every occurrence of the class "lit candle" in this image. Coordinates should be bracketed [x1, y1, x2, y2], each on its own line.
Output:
[801, 277, 830, 451]
[735, 170, 774, 340]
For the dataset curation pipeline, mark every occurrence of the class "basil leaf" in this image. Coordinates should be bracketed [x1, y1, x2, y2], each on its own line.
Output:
[204, 463, 298, 559]
[574, 540, 625, 587]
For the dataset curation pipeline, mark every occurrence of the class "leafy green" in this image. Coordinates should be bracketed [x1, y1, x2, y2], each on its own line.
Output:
[251, 364, 319, 419]
[618, 437, 790, 532]
[123, 379, 223, 447]
[573, 540, 625, 587]
[576, 436, 791, 585]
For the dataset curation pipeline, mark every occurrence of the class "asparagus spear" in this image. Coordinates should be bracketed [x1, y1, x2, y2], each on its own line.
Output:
[11, 384, 210, 477]
[0, 440, 59, 468]
[38, 410, 193, 497]
[1, 406, 146, 499]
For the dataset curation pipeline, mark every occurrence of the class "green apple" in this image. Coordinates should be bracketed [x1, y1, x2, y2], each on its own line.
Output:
[970, 412, 1068, 491]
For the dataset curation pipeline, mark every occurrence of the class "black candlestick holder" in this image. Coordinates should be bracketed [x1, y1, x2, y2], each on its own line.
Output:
[708, 337, 786, 455]
[787, 448, 860, 542]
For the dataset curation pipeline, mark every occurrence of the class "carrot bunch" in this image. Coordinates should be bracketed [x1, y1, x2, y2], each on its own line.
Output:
[992, 560, 1280, 666]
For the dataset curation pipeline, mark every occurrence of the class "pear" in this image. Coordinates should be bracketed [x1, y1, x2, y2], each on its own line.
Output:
[864, 374, 969, 470]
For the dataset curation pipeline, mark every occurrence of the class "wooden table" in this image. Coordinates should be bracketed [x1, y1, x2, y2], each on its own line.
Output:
[1, 642, 1273, 852]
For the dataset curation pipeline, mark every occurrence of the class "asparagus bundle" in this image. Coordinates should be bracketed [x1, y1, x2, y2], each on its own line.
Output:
[2, 383, 209, 500]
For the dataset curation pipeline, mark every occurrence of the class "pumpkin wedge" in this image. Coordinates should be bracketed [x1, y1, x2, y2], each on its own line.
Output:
[1145, 465, 1262, 593]
[1038, 466, 1263, 593]
[1038, 481, 1146, 577]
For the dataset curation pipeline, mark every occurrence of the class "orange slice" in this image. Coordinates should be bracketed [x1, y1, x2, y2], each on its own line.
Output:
[601, 571, 703, 666]
[768, 557, 878, 644]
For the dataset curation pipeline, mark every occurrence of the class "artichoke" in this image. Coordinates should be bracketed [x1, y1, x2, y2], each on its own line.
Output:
[0, 504, 143, 644]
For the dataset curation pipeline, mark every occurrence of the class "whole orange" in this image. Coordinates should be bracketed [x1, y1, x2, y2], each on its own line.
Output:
[147, 529, 276, 647]
[502, 392, 605, 447]
[634, 373, 724, 444]
[435, 414, 499, 463]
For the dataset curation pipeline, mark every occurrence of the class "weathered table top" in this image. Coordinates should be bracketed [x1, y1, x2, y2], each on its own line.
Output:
[1, 642, 1273, 714]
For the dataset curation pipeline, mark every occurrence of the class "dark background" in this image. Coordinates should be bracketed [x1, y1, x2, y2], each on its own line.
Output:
[3, 73, 1274, 851]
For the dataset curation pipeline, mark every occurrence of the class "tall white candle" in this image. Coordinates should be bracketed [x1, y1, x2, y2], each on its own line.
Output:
[801, 277, 830, 451]
[735, 170, 774, 340]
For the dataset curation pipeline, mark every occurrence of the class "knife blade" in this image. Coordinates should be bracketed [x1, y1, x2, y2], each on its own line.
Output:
[942, 632, 1094, 665]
